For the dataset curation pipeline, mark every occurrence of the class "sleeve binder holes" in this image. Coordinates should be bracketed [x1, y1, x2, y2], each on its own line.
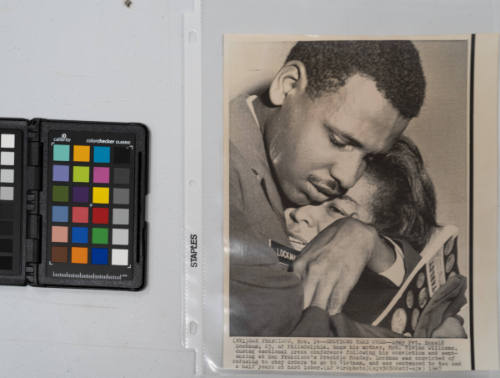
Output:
[188, 29, 198, 44]
[189, 321, 198, 335]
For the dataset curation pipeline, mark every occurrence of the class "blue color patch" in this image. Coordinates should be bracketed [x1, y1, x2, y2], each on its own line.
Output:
[52, 206, 68, 223]
[72, 227, 88, 244]
[91, 248, 108, 265]
[93, 146, 110, 164]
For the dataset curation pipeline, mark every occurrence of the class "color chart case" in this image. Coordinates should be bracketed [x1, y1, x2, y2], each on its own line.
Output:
[0, 118, 148, 290]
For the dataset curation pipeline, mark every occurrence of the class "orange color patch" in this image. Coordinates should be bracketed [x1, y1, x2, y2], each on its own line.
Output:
[71, 247, 88, 264]
[73, 145, 90, 162]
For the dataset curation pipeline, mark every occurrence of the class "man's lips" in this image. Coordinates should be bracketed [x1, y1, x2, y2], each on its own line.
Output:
[309, 180, 339, 198]
[304, 181, 329, 203]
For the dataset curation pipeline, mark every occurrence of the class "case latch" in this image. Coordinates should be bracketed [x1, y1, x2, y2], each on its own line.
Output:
[25, 214, 41, 264]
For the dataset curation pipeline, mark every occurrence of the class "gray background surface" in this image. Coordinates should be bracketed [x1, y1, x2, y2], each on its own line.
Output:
[0, 0, 499, 377]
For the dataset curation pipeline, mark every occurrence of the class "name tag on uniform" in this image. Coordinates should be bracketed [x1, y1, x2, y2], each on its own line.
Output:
[268, 239, 301, 269]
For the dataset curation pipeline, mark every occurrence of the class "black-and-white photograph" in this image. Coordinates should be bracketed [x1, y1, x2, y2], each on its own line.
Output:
[225, 36, 472, 343]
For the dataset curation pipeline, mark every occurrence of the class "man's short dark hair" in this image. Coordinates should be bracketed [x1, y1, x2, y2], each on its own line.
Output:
[286, 41, 426, 119]
[365, 137, 437, 252]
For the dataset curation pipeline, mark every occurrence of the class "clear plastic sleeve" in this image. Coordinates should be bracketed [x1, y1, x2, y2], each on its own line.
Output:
[183, 0, 500, 375]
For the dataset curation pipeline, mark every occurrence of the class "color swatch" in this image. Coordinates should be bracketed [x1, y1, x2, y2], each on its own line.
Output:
[0, 132, 19, 272]
[0, 133, 15, 201]
[49, 141, 132, 268]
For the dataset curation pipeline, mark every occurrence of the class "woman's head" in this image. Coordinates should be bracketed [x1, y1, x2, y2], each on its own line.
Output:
[285, 137, 437, 251]
[285, 174, 379, 248]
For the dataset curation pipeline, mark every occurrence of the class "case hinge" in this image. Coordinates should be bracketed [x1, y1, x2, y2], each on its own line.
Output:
[25, 120, 42, 283]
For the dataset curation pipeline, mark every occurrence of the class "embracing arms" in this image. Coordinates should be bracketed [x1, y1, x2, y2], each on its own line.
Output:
[293, 217, 396, 315]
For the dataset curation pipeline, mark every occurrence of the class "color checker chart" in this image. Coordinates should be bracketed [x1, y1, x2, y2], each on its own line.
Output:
[47, 131, 135, 282]
[0, 119, 147, 289]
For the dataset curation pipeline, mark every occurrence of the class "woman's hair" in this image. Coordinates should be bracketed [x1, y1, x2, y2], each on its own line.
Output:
[365, 137, 437, 252]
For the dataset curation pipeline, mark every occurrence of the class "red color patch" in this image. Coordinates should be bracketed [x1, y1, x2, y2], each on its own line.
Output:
[92, 207, 109, 224]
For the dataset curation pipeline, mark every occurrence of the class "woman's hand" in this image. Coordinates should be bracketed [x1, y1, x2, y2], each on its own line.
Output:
[432, 316, 467, 338]
[414, 274, 468, 338]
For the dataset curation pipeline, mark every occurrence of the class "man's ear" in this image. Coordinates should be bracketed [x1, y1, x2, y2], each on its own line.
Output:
[269, 60, 308, 106]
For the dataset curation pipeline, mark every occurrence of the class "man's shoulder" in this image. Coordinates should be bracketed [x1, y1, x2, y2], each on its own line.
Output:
[229, 94, 252, 117]
[228, 93, 271, 183]
[229, 94, 258, 146]
[228, 95, 290, 254]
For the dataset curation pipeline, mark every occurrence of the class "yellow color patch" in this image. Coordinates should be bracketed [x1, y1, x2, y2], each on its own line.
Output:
[71, 247, 88, 264]
[93, 187, 109, 204]
[73, 145, 90, 162]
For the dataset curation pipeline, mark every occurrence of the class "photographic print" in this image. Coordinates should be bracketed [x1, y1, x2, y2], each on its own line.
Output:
[223, 34, 498, 373]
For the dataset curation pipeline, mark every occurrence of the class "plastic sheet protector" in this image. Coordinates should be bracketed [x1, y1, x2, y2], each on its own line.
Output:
[183, 0, 500, 375]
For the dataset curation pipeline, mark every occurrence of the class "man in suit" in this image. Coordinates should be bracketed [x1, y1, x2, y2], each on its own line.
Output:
[229, 41, 427, 336]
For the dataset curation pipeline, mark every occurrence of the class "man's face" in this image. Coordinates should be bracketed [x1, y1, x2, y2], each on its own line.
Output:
[265, 73, 408, 205]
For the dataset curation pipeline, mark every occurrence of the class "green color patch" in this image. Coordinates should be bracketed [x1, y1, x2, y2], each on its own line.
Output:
[52, 185, 69, 202]
[73, 166, 90, 183]
[92, 227, 109, 244]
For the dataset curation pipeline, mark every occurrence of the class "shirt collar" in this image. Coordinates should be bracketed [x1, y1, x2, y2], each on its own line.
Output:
[246, 95, 260, 129]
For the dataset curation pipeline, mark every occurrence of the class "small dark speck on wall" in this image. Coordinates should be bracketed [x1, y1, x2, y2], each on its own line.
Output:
[124, 0, 132, 7]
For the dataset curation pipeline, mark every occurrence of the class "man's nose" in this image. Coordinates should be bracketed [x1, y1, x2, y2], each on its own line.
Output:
[330, 151, 366, 190]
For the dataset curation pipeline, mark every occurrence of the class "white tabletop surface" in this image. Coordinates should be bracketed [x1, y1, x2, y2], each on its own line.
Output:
[0, 1, 193, 376]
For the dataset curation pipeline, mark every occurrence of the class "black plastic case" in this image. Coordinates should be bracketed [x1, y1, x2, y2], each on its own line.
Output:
[0, 118, 148, 290]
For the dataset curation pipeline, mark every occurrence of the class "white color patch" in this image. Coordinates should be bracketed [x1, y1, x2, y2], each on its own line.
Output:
[1, 134, 15, 149]
[111, 248, 128, 266]
[0, 169, 14, 183]
[0, 151, 14, 166]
